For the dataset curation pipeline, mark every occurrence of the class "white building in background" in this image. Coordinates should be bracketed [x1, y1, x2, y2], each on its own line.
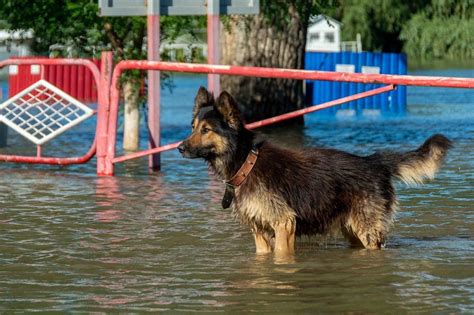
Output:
[306, 15, 362, 52]
[160, 33, 207, 62]
[0, 29, 34, 58]
[306, 15, 341, 52]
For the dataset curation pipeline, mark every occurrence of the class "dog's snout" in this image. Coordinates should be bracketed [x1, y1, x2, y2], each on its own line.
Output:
[178, 143, 186, 154]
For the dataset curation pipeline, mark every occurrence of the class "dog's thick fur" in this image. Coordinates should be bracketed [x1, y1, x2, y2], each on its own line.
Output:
[179, 87, 452, 254]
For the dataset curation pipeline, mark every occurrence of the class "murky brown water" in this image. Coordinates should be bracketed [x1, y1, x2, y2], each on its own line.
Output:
[0, 70, 473, 313]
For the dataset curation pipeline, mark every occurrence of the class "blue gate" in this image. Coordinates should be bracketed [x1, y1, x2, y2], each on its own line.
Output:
[305, 52, 407, 115]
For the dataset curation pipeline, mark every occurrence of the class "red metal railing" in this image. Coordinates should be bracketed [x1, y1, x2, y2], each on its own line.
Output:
[104, 60, 474, 176]
[109, 61, 474, 88]
[1, 57, 473, 175]
[0, 54, 112, 167]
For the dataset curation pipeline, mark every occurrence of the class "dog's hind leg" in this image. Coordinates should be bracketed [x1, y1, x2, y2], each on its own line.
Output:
[272, 217, 296, 255]
[345, 200, 394, 250]
[341, 225, 364, 248]
[252, 229, 272, 254]
[355, 229, 386, 249]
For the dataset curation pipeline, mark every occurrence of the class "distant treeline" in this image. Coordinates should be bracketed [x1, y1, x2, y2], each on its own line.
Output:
[329, 0, 473, 61]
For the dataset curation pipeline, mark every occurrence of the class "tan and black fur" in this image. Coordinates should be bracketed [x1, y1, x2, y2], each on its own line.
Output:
[178, 87, 452, 255]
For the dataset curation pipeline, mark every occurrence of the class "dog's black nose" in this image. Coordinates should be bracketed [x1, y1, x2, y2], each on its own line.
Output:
[178, 143, 186, 154]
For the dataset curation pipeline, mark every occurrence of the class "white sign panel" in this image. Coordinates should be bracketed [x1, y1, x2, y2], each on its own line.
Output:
[0, 80, 94, 145]
[9, 65, 18, 75]
[361, 66, 381, 74]
[335, 64, 355, 73]
[98, 0, 259, 16]
[30, 65, 41, 75]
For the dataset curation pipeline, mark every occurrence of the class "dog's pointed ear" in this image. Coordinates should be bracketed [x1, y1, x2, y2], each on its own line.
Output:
[215, 91, 242, 129]
[193, 86, 214, 118]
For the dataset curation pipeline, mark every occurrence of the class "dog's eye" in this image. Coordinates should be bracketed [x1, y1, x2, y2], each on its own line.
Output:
[191, 123, 195, 129]
[201, 127, 211, 134]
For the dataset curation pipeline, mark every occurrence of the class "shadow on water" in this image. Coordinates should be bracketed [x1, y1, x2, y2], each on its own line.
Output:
[0, 70, 473, 313]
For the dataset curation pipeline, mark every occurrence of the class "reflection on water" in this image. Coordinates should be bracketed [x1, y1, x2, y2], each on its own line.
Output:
[0, 70, 473, 313]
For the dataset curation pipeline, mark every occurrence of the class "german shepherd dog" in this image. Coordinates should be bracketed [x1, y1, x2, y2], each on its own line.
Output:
[178, 87, 452, 255]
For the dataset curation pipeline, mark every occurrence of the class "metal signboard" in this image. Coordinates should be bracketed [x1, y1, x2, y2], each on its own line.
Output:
[98, 0, 259, 16]
[0, 80, 94, 145]
[335, 64, 355, 73]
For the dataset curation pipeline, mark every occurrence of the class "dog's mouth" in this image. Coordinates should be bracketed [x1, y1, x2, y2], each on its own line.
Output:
[178, 145, 195, 159]
[178, 144, 213, 159]
[180, 150, 199, 159]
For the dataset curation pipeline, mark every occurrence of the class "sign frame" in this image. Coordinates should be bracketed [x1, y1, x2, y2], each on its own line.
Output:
[98, 0, 260, 16]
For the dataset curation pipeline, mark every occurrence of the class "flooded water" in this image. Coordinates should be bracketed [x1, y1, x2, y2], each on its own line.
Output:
[0, 69, 473, 313]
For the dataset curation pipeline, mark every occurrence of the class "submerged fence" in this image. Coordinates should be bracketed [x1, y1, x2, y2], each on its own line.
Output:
[103, 60, 473, 176]
[0, 53, 473, 175]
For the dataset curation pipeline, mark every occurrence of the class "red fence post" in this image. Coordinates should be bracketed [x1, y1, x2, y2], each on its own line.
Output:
[147, 13, 161, 171]
[97, 52, 113, 176]
[207, 0, 220, 95]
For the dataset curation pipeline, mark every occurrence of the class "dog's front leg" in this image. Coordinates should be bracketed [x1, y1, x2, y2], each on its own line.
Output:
[252, 229, 272, 254]
[272, 218, 296, 255]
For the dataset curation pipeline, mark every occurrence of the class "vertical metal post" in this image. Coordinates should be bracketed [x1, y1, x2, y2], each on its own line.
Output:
[147, 0, 161, 171]
[0, 65, 10, 148]
[0, 84, 6, 148]
[207, 0, 220, 95]
[97, 51, 113, 176]
[0, 123, 7, 148]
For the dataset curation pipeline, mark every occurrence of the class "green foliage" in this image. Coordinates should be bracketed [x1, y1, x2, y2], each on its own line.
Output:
[338, 0, 472, 60]
[340, 0, 426, 52]
[221, 0, 336, 45]
[0, 0, 68, 54]
[257, 0, 336, 30]
[0, 0, 204, 59]
[0, 0, 204, 94]
[400, 0, 474, 60]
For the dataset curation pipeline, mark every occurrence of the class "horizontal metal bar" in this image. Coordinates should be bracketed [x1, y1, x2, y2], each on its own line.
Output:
[0, 58, 101, 87]
[114, 61, 474, 89]
[0, 139, 97, 165]
[245, 84, 395, 129]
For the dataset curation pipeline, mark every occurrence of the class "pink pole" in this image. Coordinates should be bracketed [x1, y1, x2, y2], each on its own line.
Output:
[97, 51, 113, 176]
[207, 0, 220, 95]
[147, 14, 161, 171]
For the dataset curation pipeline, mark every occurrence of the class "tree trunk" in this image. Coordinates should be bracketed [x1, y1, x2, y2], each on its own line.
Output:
[221, 3, 310, 124]
[123, 81, 141, 152]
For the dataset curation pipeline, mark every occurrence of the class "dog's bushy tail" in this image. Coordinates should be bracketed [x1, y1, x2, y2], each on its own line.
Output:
[372, 134, 452, 186]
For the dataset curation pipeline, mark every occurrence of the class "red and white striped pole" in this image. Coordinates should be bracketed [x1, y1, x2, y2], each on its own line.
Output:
[207, 0, 220, 95]
[147, 0, 161, 171]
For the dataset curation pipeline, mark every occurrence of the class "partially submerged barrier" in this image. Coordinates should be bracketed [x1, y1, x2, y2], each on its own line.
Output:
[0, 53, 473, 175]
[103, 60, 474, 176]
[0, 52, 112, 167]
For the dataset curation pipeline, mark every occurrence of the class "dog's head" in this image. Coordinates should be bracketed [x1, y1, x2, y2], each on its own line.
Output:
[178, 86, 243, 159]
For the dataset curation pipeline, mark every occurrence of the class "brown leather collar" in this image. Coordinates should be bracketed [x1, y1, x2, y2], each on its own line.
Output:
[225, 148, 259, 188]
